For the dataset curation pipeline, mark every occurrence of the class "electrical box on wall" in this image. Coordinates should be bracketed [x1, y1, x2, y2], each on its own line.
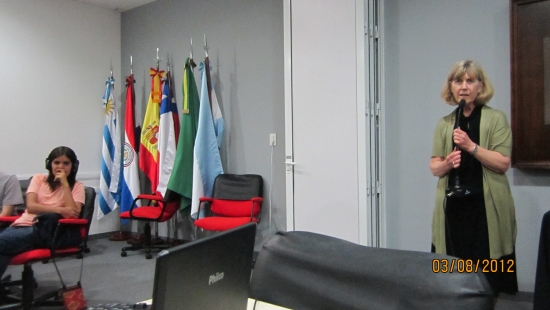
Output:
[270, 133, 276, 146]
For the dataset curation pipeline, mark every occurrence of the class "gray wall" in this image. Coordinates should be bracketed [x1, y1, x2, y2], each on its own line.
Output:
[383, 0, 550, 292]
[121, 0, 286, 243]
[0, 0, 122, 234]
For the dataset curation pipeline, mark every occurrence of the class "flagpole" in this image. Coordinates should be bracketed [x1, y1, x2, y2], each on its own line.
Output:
[156, 47, 160, 70]
[166, 56, 179, 112]
[189, 38, 196, 69]
[190, 37, 193, 59]
[204, 34, 213, 112]
[109, 56, 135, 242]
[166, 55, 173, 98]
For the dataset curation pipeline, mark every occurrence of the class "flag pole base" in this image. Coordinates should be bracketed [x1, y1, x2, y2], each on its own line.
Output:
[108, 231, 132, 241]
[169, 238, 188, 246]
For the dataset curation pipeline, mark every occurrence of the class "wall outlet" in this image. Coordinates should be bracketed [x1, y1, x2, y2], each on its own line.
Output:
[270, 133, 277, 146]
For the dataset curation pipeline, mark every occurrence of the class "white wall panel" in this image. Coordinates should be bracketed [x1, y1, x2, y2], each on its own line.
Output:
[291, 0, 360, 242]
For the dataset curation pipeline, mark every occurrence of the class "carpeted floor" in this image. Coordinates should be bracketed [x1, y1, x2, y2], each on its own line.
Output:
[3, 236, 535, 309]
[4, 236, 158, 308]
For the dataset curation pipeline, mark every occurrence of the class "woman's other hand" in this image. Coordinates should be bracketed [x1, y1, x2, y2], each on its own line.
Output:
[430, 147, 461, 177]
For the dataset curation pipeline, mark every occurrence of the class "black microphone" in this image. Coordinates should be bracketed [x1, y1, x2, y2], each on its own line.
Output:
[453, 99, 466, 130]
[447, 99, 466, 197]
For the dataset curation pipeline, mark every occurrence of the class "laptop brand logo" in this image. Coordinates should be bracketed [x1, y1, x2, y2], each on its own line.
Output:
[208, 272, 224, 285]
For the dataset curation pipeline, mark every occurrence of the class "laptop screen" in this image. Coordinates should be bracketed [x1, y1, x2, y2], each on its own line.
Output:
[151, 223, 257, 310]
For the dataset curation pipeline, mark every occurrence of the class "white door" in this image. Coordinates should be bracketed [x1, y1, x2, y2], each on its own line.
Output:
[284, 0, 367, 243]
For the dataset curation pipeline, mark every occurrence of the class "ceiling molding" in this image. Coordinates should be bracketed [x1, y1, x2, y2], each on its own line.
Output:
[72, 0, 157, 12]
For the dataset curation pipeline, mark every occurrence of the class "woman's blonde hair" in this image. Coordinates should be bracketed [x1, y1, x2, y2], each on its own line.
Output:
[441, 60, 494, 106]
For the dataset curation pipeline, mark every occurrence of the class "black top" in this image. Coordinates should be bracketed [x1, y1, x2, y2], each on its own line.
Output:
[448, 105, 483, 192]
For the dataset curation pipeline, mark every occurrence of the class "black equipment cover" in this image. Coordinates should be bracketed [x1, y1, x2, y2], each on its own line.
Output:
[250, 231, 493, 310]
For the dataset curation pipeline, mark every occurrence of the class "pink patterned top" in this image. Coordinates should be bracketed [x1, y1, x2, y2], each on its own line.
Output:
[12, 174, 84, 226]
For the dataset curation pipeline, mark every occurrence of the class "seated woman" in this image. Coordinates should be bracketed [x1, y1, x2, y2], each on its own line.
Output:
[0, 146, 84, 280]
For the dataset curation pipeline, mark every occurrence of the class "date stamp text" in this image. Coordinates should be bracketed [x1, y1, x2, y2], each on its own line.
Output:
[432, 259, 515, 273]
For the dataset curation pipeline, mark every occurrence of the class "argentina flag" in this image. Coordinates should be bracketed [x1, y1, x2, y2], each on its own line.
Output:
[99, 76, 122, 218]
[190, 61, 224, 215]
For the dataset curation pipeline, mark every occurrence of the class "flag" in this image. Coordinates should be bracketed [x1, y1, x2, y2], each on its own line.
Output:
[157, 74, 177, 197]
[139, 68, 164, 193]
[167, 58, 199, 211]
[190, 61, 224, 215]
[119, 74, 140, 215]
[167, 71, 180, 145]
[98, 76, 122, 218]
[210, 81, 225, 149]
[201, 59, 224, 148]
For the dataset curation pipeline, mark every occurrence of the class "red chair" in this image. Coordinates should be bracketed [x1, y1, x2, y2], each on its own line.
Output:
[119, 192, 180, 259]
[0, 186, 95, 310]
[193, 174, 263, 233]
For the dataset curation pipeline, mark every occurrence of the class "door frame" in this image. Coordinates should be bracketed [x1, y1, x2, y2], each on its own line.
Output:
[284, 0, 381, 246]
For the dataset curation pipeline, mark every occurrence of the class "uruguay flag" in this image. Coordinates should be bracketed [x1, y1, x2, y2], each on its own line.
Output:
[157, 75, 177, 197]
[119, 74, 140, 215]
[190, 61, 224, 215]
[99, 76, 122, 218]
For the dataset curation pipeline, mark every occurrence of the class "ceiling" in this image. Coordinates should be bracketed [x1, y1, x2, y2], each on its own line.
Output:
[72, 0, 157, 12]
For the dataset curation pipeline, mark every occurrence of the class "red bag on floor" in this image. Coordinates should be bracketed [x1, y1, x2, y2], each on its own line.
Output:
[59, 282, 87, 310]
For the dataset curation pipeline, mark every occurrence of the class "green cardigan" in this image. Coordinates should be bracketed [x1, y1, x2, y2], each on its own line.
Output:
[431, 105, 516, 258]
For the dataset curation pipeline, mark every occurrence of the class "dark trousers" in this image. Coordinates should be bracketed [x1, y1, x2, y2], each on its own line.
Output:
[0, 226, 44, 279]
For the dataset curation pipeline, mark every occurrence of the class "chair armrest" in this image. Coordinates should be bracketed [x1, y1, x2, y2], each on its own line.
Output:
[138, 193, 162, 201]
[129, 193, 163, 218]
[250, 198, 263, 219]
[58, 218, 88, 225]
[57, 218, 89, 239]
[195, 198, 214, 220]
[0, 215, 21, 223]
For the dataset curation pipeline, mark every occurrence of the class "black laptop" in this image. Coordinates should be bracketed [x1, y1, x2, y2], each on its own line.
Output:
[151, 223, 257, 310]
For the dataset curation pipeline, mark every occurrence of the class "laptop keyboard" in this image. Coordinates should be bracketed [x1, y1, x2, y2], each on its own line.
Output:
[87, 302, 149, 309]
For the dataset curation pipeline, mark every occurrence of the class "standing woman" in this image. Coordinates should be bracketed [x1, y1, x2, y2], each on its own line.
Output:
[0, 146, 84, 280]
[430, 60, 517, 296]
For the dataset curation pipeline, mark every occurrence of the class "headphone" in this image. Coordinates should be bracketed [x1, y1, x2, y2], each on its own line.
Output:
[45, 156, 79, 174]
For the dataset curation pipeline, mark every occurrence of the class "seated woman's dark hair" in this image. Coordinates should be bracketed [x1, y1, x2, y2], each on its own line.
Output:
[45, 146, 79, 191]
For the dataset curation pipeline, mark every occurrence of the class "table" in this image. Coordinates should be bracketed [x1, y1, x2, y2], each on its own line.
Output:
[139, 298, 291, 309]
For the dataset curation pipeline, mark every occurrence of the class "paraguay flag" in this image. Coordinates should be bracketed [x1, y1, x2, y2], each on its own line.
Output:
[190, 61, 224, 215]
[99, 76, 121, 218]
[157, 75, 177, 197]
[119, 74, 140, 215]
